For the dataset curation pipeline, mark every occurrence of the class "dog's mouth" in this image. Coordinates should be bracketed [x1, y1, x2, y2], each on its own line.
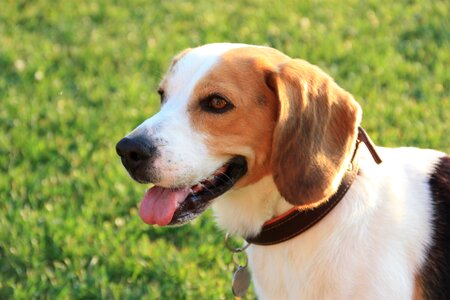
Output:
[138, 156, 247, 226]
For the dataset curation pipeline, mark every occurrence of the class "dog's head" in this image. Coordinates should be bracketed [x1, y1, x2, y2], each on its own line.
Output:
[116, 43, 361, 226]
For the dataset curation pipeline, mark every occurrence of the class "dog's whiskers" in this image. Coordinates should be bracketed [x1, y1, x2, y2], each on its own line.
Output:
[216, 172, 233, 184]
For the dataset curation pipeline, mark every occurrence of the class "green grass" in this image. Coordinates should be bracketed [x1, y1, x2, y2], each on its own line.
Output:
[1, 0, 449, 299]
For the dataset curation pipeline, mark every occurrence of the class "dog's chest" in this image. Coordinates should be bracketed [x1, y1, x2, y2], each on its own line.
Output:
[244, 187, 420, 300]
[247, 239, 357, 299]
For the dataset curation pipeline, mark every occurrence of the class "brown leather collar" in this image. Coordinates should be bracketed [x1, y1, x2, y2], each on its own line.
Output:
[245, 127, 382, 246]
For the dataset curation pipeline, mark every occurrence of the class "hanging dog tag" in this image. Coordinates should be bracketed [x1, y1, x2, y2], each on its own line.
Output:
[225, 233, 252, 298]
[232, 265, 251, 297]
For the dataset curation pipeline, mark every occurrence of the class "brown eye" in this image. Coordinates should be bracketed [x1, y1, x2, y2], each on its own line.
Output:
[209, 97, 228, 110]
[200, 94, 234, 113]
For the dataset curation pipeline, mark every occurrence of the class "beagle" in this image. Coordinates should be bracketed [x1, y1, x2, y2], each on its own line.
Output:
[116, 43, 450, 299]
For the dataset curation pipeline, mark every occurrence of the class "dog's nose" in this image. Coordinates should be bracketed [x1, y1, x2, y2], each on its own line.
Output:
[116, 137, 156, 170]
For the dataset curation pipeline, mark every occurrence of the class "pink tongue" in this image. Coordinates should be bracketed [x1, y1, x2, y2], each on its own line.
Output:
[139, 186, 190, 226]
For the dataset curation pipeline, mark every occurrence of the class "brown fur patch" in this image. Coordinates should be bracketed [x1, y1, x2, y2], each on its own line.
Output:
[189, 47, 289, 187]
[413, 275, 424, 300]
[270, 59, 361, 205]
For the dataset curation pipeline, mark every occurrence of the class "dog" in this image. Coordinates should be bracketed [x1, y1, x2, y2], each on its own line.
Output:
[116, 43, 450, 299]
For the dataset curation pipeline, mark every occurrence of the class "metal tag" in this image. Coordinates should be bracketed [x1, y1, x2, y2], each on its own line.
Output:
[232, 265, 251, 297]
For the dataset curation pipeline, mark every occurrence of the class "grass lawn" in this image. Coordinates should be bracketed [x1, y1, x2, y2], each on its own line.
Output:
[0, 0, 449, 299]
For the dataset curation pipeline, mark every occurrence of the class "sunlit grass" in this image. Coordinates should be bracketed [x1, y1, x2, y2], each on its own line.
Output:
[0, 0, 448, 298]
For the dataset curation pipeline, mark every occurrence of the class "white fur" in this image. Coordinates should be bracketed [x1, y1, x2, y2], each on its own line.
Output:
[214, 146, 444, 299]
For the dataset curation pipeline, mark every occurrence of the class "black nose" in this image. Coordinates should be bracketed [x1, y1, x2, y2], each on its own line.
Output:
[116, 137, 156, 170]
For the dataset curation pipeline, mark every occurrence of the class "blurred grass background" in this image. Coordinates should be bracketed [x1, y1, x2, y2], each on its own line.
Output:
[0, 0, 449, 299]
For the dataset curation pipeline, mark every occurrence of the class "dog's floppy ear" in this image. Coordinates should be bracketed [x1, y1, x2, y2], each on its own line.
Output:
[268, 59, 362, 205]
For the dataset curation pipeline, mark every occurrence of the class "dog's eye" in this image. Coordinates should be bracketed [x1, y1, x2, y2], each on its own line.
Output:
[210, 97, 228, 110]
[157, 88, 165, 103]
[201, 95, 234, 113]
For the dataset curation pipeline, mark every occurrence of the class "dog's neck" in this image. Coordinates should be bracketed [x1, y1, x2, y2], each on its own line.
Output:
[212, 176, 292, 238]
[212, 127, 382, 239]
